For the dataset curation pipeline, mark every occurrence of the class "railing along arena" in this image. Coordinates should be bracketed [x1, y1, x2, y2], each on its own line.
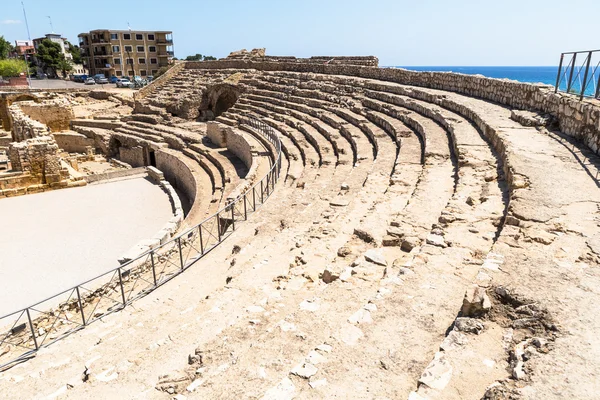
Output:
[555, 49, 600, 100]
[0, 115, 281, 371]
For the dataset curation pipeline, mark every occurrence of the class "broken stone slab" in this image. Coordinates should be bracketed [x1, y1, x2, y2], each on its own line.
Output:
[440, 330, 468, 351]
[308, 378, 327, 389]
[382, 235, 400, 247]
[306, 350, 328, 365]
[426, 233, 447, 248]
[290, 362, 318, 379]
[364, 249, 387, 266]
[348, 309, 373, 325]
[329, 198, 350, 207]
[316, 344, 332, 353]
[418, 351, 453, 391]
[354, 227, 375, 243]
[461, 285, 492, 317]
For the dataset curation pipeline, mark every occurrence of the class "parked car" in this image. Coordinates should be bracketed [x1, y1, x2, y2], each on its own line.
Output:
[116, 77, 133, 88]
[93, 74, 108, 84]
[73, 74, 88, 83]
[109, 76, 119, 83]
[147, 76, 154, 82]
[84, 77, 96, 85]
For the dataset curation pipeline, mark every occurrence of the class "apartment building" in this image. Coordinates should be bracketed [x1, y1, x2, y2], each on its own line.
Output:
[78, 29, 173, 78]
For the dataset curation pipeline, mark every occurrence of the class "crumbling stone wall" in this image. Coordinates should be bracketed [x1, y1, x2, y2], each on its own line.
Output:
[17, 99, 74, 132]
[8, 103, 48, 142]
[186, 60, 600, 155]
[8, 136, 69, 185]
[207, 122, 253, 169]
[225, 49, 379, 67]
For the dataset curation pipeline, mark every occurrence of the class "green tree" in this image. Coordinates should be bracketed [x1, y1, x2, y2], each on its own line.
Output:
[57, 58, 73, 77]
[185, 54, 203, 61]
[66, 41, 82, 64]
[203, 56, 216, 61]
[35, 39, 68, 77]
[0, 36, 15, 60]
[0, 59, 27, 77]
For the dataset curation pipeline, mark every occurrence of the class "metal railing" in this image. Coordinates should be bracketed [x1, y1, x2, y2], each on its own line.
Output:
[555, 49, 600, 100]
[0, 116, 281, 371]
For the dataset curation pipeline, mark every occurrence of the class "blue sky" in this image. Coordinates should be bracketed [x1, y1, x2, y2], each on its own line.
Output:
[1, 0, 598, 66]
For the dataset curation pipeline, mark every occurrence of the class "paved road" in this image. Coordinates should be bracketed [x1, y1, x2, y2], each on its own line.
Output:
[0, 177, 174, 316]
[28, 79, 133, 92]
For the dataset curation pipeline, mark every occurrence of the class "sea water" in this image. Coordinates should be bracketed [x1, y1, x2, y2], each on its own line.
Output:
[394, 66, 559, 85]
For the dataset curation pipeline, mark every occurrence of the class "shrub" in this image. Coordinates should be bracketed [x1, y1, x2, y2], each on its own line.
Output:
[0, 59, 27, 77]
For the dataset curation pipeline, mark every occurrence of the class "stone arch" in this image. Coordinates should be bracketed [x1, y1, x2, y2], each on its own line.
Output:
[198, 83, 242, 121]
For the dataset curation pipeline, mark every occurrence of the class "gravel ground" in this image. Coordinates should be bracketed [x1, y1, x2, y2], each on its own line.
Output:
[0, 177, 174, 316]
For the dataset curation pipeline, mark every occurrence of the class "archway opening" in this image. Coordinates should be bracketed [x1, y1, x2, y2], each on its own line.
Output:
[213, 90, 239, 117]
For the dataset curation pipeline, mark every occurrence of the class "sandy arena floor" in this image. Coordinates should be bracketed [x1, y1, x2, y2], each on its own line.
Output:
[0, 177, 174, 316]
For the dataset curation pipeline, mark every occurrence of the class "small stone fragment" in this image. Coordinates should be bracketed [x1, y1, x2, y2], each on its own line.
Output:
[454, 317, 484, 334]
[426, 234, 447, 248]
[309, 378, 327, 389]
[291, 363, 318, 379]
[364, 249, 387, 266]
[337, 246, 352, 257]
[418, 352, 453, 391]
[401, 237, 420, 252]
[382, 235, 400, 247]
[321, 269, 339, 284]
[461, 285, 492, 317]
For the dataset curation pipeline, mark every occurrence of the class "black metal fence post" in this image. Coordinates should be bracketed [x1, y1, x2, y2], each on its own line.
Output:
[199, 224, 204, 254]
[243, 194, 247, 220]
[566, 53, 577, 94]
[76, 287, 86, 326]
[117, 268, 126, 305]
[231, 204, 235, 230]
[26, 308, 38, 350]
[580, 52, 593, 100]
[151, 251, 157, 285]
[178, 237, 184, 270]
[555, 53, 564, 93]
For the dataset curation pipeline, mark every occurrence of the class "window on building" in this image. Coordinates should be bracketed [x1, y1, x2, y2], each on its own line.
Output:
[114, 58, 121, 65]
[136, 34, 143, 40]
[148, 46, 156, 53]
[138, 58, 146, 64]
[128, 70, 134, 76]
[150, 58, 157, 64]
[151, 70, 158, 75]
[116, 70, 122, 76]
[110, 33, 118, 40]
[112, 45, 120, 53]
[136, 46, 144, 52]
[126, 58, 133, 65]
[124, 45, 132, 52]
[123, 33, 131, 40]
[147, 34, 155, 41]
[140, 70, 147, 76]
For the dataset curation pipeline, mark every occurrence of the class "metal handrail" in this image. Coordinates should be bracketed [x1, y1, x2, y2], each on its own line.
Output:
[555, 49, 600, 100]
[0, 115, 282, 370]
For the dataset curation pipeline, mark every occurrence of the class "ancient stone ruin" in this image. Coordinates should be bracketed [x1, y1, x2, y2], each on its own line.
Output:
[0, 49, 600, 400]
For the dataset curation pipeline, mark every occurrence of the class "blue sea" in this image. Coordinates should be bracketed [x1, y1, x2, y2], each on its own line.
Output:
[394, 66, 559, 85]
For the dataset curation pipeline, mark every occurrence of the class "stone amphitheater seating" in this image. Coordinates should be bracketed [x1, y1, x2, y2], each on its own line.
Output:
[3, 60, 600, 400]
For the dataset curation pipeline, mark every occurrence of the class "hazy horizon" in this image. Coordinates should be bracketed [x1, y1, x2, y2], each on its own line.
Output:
[1, 0, 598, 66]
